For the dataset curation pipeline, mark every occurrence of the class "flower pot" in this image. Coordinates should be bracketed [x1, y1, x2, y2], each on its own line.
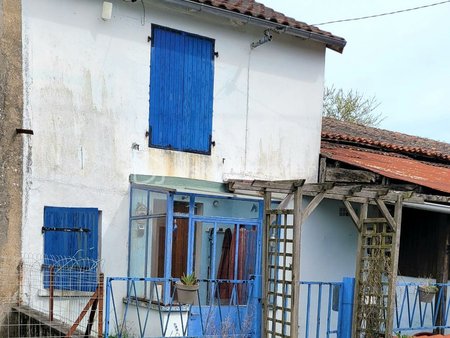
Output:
[418, 286, 437, 303]
[176, 282, 199, 304]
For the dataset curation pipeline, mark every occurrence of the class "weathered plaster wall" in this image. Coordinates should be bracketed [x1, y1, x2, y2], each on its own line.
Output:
[0, 0, 23, 325]
[21, 0, 326, 277]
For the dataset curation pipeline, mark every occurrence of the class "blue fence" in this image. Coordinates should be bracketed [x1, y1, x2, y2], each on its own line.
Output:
[104, 276, 450, 337]
[395, 282, 450, 334]
[299, 278, 354, 338]
[104, 277, 259, 337]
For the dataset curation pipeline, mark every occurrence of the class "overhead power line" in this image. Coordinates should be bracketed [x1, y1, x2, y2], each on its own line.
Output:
[313, 0, 450, 26]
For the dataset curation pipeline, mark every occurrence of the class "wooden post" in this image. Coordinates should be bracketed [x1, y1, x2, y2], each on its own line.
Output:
[262, 190, 271, 337]
[98, 273, 104, 338]
[351, 202, 367, 338]
[434, 215, 449, 334]
[49, 265, 54, 321]
[386, 196, 403, 337]
[291, 187, 302, 338]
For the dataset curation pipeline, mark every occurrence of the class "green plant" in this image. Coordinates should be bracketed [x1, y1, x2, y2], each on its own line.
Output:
[180, 272, 198, 286]
[420, 284, 438, 293]
[419, 277, 438, 293]
[395, 333, 411, 338]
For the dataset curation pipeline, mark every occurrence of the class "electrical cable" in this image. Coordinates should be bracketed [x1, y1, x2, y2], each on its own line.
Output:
[313, 0, 450, 26]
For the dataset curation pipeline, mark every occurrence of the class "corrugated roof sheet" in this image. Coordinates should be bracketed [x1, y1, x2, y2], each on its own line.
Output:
[321, 142, 450, 194]
[185, 0, 346, 52]
[322, 117, 450, 161]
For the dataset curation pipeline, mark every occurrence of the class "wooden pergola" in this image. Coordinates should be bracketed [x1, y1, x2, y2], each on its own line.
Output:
[227, 179, 450, 338]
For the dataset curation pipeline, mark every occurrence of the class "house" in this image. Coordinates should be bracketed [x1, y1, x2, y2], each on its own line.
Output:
[0, 0, 347, 337]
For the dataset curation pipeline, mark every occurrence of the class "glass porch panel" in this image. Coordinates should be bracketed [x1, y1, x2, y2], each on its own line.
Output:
[194, 196, 259, 219]
[129, 217, 166, 298]
[131, 189, 167, 217]
[193, 222, 257, 305]
[129, 219, 147, 298]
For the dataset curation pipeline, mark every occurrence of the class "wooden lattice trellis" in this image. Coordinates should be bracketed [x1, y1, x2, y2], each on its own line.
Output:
[228, 180, 408, 338]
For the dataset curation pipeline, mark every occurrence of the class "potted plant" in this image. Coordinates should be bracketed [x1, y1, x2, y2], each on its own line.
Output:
[176, 272, 199, 304]
[418, 281, 438, 303]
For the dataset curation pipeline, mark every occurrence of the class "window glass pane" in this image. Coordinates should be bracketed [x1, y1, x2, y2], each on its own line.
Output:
[129, 217, 166, 298]
[131, 189, 148, 217]
[149, 217, 166, 278]
[129, 219, 148, 297]
[150, 192, 167, 215]
[195, 197, 259, 219]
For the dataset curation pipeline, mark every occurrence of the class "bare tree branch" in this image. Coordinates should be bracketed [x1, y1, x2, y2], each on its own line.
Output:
[323, 86, 384, 126]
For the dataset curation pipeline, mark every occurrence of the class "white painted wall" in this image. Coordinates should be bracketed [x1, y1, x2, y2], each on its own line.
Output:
[21, 0, 326, 271]
[20, 0, 328, 334]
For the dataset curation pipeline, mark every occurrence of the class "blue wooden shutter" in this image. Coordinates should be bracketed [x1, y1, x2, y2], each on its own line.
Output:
[149, 25, 214, 154]
[43, 207, 98, 291]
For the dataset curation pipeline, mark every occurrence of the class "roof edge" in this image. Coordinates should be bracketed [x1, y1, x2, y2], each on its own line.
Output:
[163, 0, 347, 53]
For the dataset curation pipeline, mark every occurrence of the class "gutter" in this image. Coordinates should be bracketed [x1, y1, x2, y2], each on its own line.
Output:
[404, 202, 450, 215]
[162, 0, 346, 53]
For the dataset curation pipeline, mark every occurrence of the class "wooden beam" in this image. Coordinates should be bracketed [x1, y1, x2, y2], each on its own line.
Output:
[66, 289, 99, 337]
[375, 199, 397, 232]
[363, 217, 388, 224]
[302, 191, 326, 220]
[228, 179, 305, 194]
[343, 200, 360, 231]
[319, 157, 327, 183]
[325, 167, 378, 183]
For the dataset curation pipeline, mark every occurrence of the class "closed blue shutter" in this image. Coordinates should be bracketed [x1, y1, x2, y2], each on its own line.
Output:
[43, 207, 98, 291]
[149, 25, 214, 154]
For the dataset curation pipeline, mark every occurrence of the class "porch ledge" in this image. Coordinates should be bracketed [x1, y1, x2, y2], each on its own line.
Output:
[122, 297, 190, 312]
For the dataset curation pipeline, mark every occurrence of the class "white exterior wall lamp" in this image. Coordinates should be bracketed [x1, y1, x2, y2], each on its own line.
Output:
[102, 1, 113, 21]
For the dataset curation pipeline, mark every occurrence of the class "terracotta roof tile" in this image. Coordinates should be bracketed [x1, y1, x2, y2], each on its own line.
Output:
[189, 0, 346, 52]
[322, 117, 450, 162]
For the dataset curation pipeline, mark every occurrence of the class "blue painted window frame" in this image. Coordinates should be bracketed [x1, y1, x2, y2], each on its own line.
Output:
[128, 184, 263, 304]
[148, 25, 215, 155]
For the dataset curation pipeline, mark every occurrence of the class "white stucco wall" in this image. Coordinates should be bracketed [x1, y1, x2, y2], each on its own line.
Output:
[21, 0, 326, 268]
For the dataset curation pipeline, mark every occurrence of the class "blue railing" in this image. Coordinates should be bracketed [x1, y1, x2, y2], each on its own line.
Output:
[395, 282, 450, 334]
[104, 277, 259, 337]
[299, 278, 354, 338]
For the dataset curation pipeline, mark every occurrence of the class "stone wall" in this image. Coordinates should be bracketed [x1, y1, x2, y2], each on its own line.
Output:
[0, 0, 23, 324]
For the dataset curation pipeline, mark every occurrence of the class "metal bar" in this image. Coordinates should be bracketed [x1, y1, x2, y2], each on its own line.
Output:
[316, 283, 322, 338]
[305, 284, 311, 338]
[42, 226, 91, 233]
[104, 279, 111, 338]
[326, 284, 332, 338]
[49, 265, 54, 321]
[66, 289, 99, 337]
[84, 297, 98, 337]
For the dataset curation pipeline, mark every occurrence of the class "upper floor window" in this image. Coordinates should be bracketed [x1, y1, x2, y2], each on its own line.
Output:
[149, 25, 215, 154]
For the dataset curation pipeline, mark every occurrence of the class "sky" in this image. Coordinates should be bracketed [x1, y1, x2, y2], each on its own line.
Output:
[262, 0, 450, 143]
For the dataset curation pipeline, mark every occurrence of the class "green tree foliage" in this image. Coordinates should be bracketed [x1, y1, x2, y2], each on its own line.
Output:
[323, 86, 384, 126]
